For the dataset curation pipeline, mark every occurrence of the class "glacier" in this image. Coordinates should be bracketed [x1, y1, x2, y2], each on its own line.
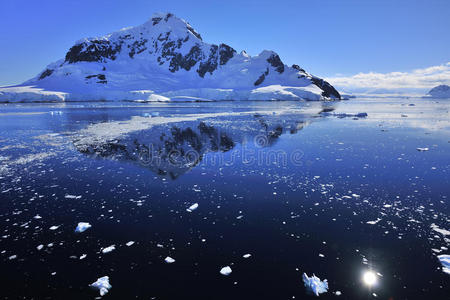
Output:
[0, 12, 340, 102]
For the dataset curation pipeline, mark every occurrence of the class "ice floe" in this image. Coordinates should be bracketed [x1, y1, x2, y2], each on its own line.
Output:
[431, 224, 450, 236]
[101, 245, 116, 254]
[75, 222, 91, 233]
[164, 256, 176, 264]
[416, 147, 429, 152]
[220, 266, 232, 276]
[186, 203, 199, 212]
[243, 254, 252, 258]
[437, 255, 450, 274]
[90, 276, 112, 296]
[366, 218, 382, 225]
[49, 225, 60, 230]
[302, 273, 328, 296]
[126, 241, 135, 247]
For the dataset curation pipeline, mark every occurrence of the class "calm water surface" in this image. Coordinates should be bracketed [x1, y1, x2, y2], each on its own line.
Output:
[0, 99, 449, 299]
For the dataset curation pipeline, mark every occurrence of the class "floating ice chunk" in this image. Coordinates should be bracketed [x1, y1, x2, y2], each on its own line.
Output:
[366, 218, 381, 225]
[33, 215, 42, 219]
[164, 256, 176, 264]
[416, 147, 429, 152]
[302, 273, 328, 296]
[186, 203, 199, 212]
[36, 244, 44, 251]
[438, 255, 450, 274]
[243, 254, 252, 258]
[49, 225, 60, 230]
[101, 245, 116, 254]
[80, 254, 87, 260]
[75, 222, 91, 233]
[64, 194, 82, 199]
[8, 255, 17, 260]
[126, 241, 135, 247]
[220, 266, 232, 276]
[90, 276, 112, 296]
[335, 291, 342, 296]
[431, 224, 450, 236]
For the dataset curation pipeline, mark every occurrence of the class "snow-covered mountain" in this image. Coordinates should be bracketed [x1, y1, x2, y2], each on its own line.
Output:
[426, 85, 450, 98]
[0, 12, 340, 102]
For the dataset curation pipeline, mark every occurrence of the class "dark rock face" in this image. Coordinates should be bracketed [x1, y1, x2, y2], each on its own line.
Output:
[39, 69, 53, 80]
[219, 44, 236, 65]
[65, 40, 122, 63]
[267, 54, 284, 74]
[167, 45, 203, 73]
[85, 74, 107, 84]
[291, 64, 306, 73]
[198, 45, 218, 77]
[310, 76, 341, 99]
[254, 68, 270, 86]
[128, 39, 148, 58]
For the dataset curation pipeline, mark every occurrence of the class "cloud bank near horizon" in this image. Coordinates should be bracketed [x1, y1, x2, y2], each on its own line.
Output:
[325, 62, 450, 94]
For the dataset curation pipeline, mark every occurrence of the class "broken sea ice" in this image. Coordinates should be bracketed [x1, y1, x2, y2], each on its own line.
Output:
[302, 273, 328, 296]
[438, 255, 450, 275]
[90, 276, 112, 296]
[186, 203, 199, 212]
[75, 222, 91, 233]
[220, 266, 232, 276]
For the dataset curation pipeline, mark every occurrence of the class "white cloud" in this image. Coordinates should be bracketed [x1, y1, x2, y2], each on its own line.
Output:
[326, 62, 450, 92]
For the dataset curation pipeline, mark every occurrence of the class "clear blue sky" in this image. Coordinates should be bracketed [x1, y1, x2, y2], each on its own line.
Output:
[0, 0, 449, 86]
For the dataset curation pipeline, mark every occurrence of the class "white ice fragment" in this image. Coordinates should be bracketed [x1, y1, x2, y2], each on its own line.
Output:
[243, 254, 252, 258]
[80, 254, 87, 259]
[431, 224, 450, 236]
[164, 256, 176, 264]
[8, 255, 17, 260]
[49, 225, 60, 230]
[438, 254, 450, 274]
[65, 194, 82, 199]
[335, 291, 342, 296]
[366, 218, 381, 225]
[101, 245, 116, 254]
[75, 222, 91, 233]
[33, 215, 42, 219]
[90, 276, 112, 296]
[186, 203, 199, 212]
[220, 266, 232, 276]
[302, 273, 328, 296]
[416, 147, 429, 152]
[126, 241, 135, 247]
[36, 244, 44, 251]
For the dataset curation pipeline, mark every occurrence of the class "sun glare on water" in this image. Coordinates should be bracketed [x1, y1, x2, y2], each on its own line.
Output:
[362, 271, 378, 287]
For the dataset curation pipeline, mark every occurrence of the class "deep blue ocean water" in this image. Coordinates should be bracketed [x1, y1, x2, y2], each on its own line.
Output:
[0, 99, 449, 299]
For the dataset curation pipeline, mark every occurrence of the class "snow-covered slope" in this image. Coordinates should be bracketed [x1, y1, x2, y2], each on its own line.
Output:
[426, 85, 450, 98]
[0, 12, 340, 102]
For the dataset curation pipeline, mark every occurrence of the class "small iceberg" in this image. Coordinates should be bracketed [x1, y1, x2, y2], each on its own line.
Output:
[438, 255, 450, 274]
[101, 245, 116, 254]
[302, 273, 328, 296]
[243, 253, 252, 258]
[187, 203, 199, 212]
[220, 266, 232, 276]
[164, 256, 176, 264]
[126, 241, 135, 247]
[75, 222, 91, 233]
[49, 225, 60, 230]
[90, 276, 112, 296]
[416, 147, 429, 152]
